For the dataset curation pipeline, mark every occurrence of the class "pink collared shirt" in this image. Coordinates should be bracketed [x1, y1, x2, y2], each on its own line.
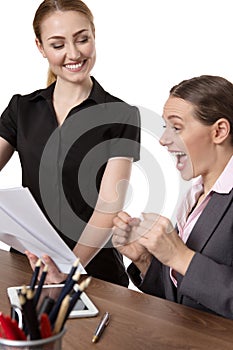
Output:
[170, 156, 233, 287]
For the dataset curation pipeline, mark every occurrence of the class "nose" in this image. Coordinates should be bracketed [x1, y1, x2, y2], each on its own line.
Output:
[67, 43, 81, 60]
[159, 127, 173, 147]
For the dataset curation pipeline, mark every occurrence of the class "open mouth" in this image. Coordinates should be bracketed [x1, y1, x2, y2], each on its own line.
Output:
[171, 151, 187, 170]
[64, 60, 86, 71]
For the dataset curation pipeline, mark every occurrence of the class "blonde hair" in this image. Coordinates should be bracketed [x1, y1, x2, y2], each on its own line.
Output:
[33, 0, 95, 86]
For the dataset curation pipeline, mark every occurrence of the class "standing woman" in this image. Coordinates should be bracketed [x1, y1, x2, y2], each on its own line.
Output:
[0, 0, 140, 286]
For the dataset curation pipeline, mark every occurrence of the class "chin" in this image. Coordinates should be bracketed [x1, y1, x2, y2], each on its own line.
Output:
[180, 169, 194, 181]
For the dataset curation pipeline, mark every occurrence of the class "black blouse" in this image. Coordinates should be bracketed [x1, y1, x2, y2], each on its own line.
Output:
[0, 77, 140, 286]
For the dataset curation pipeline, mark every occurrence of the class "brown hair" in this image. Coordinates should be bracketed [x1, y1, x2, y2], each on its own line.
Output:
[33, 0, 95, 86]
[170, 75, 233, 145]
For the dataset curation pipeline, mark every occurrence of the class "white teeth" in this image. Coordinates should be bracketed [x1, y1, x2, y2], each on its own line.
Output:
[65, 62, 83, 69]
[171, 152, 186, 156]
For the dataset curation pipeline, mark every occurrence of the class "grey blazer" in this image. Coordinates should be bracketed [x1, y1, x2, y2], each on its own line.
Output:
[128, 190, 233, 319]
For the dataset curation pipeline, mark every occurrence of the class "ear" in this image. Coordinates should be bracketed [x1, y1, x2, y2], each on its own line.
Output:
[212, 118, 230, 144]
[35, 38, 47, 58]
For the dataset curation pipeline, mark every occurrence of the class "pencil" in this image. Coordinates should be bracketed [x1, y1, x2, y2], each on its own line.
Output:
[64, 258, 80, 286]
[49, 273, 81, 325]
[29, 258, 41, 291]
[33, 265, 48, 307]
[65, 277, 92, 320]
[52, 295, 70, 335]
[19, 289, 41, 340]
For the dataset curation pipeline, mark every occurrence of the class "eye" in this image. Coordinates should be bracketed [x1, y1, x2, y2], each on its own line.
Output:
[51, 44, 64, 50]
[171, 126, 181, 133]
[77, 36, 89, 44]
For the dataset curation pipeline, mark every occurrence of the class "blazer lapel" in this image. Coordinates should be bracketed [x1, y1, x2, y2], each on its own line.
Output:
[186, 190, 233, 252]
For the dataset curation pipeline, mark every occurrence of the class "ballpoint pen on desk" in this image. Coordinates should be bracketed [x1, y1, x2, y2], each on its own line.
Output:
[92, 311, 110, 343]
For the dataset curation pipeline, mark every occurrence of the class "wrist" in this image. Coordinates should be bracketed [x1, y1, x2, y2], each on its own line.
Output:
[134, 253, 153, 277]
[173, 249, 195, 276]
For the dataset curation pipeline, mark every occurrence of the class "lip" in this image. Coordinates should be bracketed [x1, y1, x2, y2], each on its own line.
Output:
[63, 60, 87, 72]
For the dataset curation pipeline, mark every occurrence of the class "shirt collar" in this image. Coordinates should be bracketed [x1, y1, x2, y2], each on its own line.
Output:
[211, 155, 233, 194]
[29, 76, 107, 104]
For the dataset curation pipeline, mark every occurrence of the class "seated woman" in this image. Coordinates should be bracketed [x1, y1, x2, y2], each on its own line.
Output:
[112, 75, 233, 319]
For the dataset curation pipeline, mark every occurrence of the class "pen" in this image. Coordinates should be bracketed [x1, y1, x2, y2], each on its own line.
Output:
[92, 311, 110, 343]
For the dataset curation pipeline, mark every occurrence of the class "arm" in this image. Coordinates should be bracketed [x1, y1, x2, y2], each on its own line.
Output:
[26, 158, 134, 283]
[73, 157, 133, 266]
[179, 252, 233, 319]
[0, 137, 14, 170]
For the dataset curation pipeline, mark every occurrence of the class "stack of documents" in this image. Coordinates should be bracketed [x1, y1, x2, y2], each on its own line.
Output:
[0, 187, 85, 274]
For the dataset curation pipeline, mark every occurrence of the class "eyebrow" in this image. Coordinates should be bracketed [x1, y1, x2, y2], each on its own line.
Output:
[47, 29, 89, 41]
[166, 115, 183, 121]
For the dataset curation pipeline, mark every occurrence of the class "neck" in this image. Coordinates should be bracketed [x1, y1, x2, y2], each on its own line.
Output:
[54, 77, 93, 105]
[202, 150, 233, 195]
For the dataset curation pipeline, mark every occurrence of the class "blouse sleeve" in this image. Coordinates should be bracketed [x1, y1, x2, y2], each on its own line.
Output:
[108, 104, 141, 162]
[0, 95, 19, 148]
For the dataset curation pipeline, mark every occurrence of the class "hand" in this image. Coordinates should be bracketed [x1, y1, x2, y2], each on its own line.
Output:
[112, 212, 152, 275]
[136, 213, 195, 275]
[25, 251, 67, 284]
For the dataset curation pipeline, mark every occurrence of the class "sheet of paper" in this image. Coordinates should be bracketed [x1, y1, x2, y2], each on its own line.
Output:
[0, 187, 85, 274]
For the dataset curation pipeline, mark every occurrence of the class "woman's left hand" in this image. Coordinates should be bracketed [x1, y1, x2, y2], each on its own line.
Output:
[25, 250, 67, 284]
[136, 213, 195, 275]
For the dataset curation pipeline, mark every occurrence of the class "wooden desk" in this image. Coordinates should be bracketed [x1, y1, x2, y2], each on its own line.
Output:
[0, 250, 233, 349]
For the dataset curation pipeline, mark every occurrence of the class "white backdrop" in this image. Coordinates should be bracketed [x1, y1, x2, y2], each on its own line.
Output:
[0, 1, 233, 253]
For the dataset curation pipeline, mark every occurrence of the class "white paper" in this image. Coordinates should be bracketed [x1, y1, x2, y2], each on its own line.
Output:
[0, 187, 86, 274]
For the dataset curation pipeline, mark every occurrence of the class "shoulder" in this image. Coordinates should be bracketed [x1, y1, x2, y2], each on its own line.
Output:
[8, 84, 54, 106]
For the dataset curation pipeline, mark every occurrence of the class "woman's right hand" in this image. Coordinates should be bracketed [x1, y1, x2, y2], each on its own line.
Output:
[112, 212, 152, 269]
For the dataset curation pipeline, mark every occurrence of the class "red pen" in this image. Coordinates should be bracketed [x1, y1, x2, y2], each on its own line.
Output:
[0, 313, 27, 340]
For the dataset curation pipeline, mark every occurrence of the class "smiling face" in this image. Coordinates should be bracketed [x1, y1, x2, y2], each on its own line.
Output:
[160, 96, 215, 181]
[36, 10, 96, 85]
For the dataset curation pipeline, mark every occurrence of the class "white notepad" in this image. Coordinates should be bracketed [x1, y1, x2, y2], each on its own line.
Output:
[0, 187, 85, 274]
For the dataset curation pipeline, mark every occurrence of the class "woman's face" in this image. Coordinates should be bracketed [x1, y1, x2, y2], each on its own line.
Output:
[160, 96, 215, 181]
[36, 10, 96, 85]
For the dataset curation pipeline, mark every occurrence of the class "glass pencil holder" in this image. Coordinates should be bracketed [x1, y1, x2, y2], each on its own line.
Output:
[0, 328, 65, 350]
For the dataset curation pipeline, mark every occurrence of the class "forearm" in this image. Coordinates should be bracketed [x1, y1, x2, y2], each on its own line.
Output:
[73, 211, 115, 267]
[73, 158, 132, 267]
[0, 137, 14, 170]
